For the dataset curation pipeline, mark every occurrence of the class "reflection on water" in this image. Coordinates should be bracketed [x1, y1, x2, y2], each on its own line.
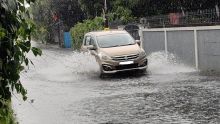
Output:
[13, 48, 220, 124]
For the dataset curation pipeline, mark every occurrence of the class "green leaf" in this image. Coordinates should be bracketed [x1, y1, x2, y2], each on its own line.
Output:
[0, 29, 6, 40]
[25, 58, 29, 65]
[11, 73, 20, 81]
[30, 60, 34, 65]
[19, 65, 25, 71]
[15, 83, 20, 93]
[25, 41, 31, 52]
[31, 47, 42, 56]
[23, 96, 27, 101]
[18, 42, 27, 52]
[20, 5, 26, 12]
[18, 0, 24, 4]
[18, 41, 31, 52]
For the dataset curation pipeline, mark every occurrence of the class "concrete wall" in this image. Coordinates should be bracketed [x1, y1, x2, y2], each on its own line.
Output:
[142, 31, 165, 55]
[197, 30, 220, 71]
[141, 26, 220, 71]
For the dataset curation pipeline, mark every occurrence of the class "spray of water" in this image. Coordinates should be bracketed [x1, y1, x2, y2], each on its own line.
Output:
[147, 51, 196, 74]
[71, 51, 99, 74]
[22, 49, 100, 82]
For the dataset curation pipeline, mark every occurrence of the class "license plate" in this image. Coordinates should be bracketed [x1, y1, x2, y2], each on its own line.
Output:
[119, 61, 134, 65]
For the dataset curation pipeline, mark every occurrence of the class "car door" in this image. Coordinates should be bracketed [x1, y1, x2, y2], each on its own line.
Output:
[81, 35, 91, 52]
[89, 36, 98, 57]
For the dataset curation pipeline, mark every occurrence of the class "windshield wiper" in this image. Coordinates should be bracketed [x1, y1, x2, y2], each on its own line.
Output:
[102, 44, 134, 48]
[127, 43, 135, 45]
[111, 45, 121, 47]
[119, 43, 135, 46]
[102, 45, 120, 48]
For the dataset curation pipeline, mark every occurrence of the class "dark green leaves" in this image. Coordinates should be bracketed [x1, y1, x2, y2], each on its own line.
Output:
[0, 0, 40, 112]
[26, 0, 35, 4]
[18, 41, 31, 52]
[70, 17, 104, 50]
[0, 28, 6, 40]
[25, 58, 29, 65]
[15, 81, 27, 101]
[31, 47, 42, 56]
[18, 0, 25, 3]
[19, 5, 26, 12]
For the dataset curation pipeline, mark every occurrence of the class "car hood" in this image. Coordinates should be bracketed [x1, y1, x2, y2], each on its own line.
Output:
[99, 44, 141, 56]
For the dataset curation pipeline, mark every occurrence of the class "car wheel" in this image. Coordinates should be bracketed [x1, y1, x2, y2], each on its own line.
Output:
[139, 69, 146, 74]
[99, 66, 105, 78]
[100, 72, 106, 78]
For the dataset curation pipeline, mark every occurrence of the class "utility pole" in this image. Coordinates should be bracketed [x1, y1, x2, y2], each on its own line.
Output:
[104, 0, 109, 28]
[104, 0, 107, 12]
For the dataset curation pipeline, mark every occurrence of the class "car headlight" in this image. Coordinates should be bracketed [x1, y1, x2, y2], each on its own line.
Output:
[98, 52, 111, 60]
[139, 50, 146, 57]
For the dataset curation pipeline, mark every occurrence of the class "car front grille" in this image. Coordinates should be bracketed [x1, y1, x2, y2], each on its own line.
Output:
[112, 54, 139, 61]
[115, 63, 138, 70]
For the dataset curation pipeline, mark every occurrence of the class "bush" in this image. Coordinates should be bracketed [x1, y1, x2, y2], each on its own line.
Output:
[70, 17, 104, 50]
[0, 100, 16, 124]
[1, 0, 42, 123]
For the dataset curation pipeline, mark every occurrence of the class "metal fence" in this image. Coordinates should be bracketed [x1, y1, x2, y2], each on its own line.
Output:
[141, 9, 220, 28]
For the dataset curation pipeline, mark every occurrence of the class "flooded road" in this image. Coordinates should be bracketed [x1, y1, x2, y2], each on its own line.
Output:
[12, 46, 220, 124]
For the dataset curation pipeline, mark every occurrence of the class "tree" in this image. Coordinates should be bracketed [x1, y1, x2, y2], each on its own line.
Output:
[31, 0, 85, 44]
[78, 0, 219, 20]
[0, 0, 42, 122]
[31, 0, 53, 43]
[78, 0, 104, 18]
[52, 0, 85, 31]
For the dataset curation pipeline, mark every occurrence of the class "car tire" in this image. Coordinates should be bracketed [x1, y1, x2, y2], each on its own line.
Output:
[139, 69, 146, 74]
[99, 66, 106, 78]
[100, 72, 106, 78]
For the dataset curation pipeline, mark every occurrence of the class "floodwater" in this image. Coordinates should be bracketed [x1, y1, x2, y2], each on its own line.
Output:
[12, 45, 220, 124]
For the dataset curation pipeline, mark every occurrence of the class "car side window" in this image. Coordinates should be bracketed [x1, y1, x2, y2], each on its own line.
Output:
[90, 37, 95, 46]
[85, 36, 91, 46]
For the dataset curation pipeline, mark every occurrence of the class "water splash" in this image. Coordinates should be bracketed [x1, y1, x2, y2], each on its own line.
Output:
[22, 49, 99, 82]
[71, 51, 99, 74]
[147, 51, 196, 74]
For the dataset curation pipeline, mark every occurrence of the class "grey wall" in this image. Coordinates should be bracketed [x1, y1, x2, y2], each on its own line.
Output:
[197, 30, 220, 71]
[141, 26, 220, 72]
[143, 31, 165, 55]
[167, 30, 195, 66]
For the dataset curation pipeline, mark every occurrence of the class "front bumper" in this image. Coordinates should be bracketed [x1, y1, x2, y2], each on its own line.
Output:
[100, 57, 148, 74]
[102, 65, 147, 74]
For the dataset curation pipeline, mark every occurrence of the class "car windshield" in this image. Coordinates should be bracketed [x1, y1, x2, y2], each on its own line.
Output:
[97, 33, 135, 48]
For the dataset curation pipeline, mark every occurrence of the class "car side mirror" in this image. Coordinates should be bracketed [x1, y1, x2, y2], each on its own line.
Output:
[135, 40, 141, 46]
[87, 45, 96, 50]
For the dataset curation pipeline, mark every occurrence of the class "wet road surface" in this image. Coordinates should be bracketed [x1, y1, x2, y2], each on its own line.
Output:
[12, 46, 220, 124]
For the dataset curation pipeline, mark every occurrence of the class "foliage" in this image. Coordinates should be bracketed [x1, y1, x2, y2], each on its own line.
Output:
[108, 6, 134, 24]
[78, 0, 219, 19]
[78, 0, 103, 18]
[0, 99, 16, 124]
[78, 0, 136, 25]
[31, 0, 85, 43]
[0, 0, 42, 122]
[30, 0, 52, 43]
[70, 17, 104, 50]
[52, 0, 85, 31]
